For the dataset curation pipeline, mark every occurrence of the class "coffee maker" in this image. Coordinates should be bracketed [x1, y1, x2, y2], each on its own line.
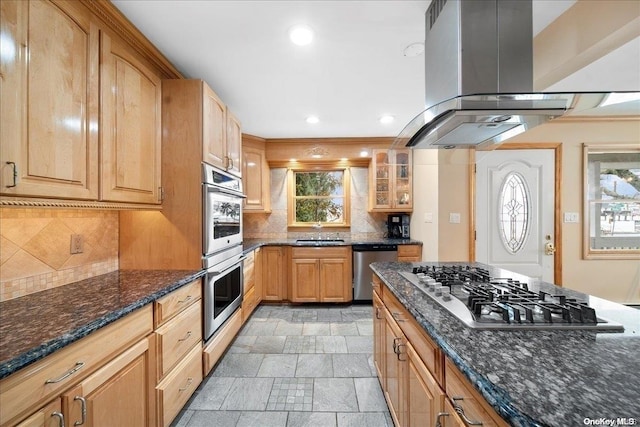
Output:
[387, 214, 410, 239]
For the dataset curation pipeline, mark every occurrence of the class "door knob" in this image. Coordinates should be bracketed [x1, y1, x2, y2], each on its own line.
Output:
[544, 242, 556, 255]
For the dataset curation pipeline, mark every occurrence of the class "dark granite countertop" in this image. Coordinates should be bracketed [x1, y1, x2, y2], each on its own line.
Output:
[371, 261, 640, 427]
[0, 269, 204, 380]
[242, 237, 422, 254]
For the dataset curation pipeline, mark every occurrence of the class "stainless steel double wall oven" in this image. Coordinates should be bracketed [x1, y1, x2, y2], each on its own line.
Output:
[202, 163, 245, 341]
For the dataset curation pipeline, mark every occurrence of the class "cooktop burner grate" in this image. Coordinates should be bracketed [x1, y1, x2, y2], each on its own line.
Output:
[399, 265, 624, 331]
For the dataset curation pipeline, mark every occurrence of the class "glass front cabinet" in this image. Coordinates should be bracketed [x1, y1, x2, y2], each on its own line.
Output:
[369, 149, 412, 212]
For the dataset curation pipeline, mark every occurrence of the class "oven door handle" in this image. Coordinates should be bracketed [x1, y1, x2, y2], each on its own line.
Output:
[209, 255, 248, 276]
[207, 185, 247, 199]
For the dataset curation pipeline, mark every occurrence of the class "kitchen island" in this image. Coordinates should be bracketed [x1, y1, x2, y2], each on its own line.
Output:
[371, 261, 640, 427]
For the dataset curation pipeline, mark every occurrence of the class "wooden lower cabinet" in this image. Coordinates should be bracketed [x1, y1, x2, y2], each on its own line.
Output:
[15, 400, 62, 427]
[397, 244, 422, 262]
[407, 343, 445, 427]
[62, 337, 154, 427]
[242, 248, 262, 322]
[290, 246, 352, 303]
[262, 246, 287, 301]
[384, 306, 406, 427]
[374, 274, 508, 427]
[156, 345, 202, 427]
[373, 291, 385, 381]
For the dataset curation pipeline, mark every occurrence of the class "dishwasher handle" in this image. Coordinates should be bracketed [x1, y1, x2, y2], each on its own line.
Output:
[352, 244, 398, 252]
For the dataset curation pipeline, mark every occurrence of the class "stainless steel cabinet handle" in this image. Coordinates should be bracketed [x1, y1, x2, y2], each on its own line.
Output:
[178, 331, 192, 342]
[52, 411, 65, 427]
[392, 337, 402, 354]
[392, 311, 406, 322]
[45, 362, 85, 384]
[396, 344, 406, 361]
[179, 377, 193, 392]
[452, 397, 483, 426]
[5, 161, 17, 188]
[375, 307, 382, 319]
[435, 412, 449, 427]
[74, 396, 87, 426]
[178, 295, 193, 304]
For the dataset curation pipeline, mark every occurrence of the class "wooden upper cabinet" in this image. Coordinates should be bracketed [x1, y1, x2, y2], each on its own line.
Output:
[100, 31, 162, 204]
[369, 149, 412, 212]
[0, 0, 99, 199]
[202, 84, 227, 170]
[226, 111, 242, 177]
[242, 135, 271, 213]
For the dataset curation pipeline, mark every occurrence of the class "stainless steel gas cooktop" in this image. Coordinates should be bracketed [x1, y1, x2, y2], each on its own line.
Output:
[400, 265, 624, 332]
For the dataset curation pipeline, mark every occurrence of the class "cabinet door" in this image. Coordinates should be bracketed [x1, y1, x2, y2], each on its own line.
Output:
[62, 338, 154, 427]
[0, 0, 99, 199]
[101, 31, 161, 204]
[254, 247, 263, 305]
[384, 307, 406, 427]
[407, 343, 445, 427]
[291, 259, 319, 302]
[226, 111, 242, 177]
[262, 247, 286, 301]
[371, 150, 392, 210]
[243, 144, 271, 212]
[373, 292, 385, 382]
[202, 84, 227, 170]
[16, 400, 63, 427]
[319, 258, 351, 302]
[393, 149, 412, 210]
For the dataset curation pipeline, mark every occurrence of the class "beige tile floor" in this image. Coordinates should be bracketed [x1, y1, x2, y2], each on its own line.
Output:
[172, 304, 392, 427]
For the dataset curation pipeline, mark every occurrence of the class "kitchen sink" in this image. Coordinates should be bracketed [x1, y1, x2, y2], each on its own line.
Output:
[295, 239, 345, 243]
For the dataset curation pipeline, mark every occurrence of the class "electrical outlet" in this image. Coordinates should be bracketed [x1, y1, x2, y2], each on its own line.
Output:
[449, 213, 461, 224]
[70, 234, 83, 254]
[424, 212, 433, 223]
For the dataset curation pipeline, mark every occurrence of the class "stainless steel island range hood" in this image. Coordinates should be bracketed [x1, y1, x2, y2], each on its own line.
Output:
[398, 0, 578, 149]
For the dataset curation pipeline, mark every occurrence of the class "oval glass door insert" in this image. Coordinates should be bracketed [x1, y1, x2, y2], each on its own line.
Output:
[499, 172, 530, 253]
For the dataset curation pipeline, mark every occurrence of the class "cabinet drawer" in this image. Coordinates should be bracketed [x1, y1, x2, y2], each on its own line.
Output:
[398, 245, 421, 257]
[154, 279, 202, 328]
[156, 344, 202, 427]
[155, 302, 202, 379]
[291, 246, 349, 259]
[0, 306, 152, 426]
[445, 359, 508, 427]
[383, 285, 442, 384]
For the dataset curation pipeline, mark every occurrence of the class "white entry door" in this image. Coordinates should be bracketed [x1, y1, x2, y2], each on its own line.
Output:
[476, 149, 555, 282]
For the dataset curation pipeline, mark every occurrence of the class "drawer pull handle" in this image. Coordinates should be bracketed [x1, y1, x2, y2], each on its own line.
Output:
[178, 331, 193, 342]
[179, 377, 193, 392]
[395, 344, 406, 361]
[375, 307, 382, 319]
[178, 295, 193, 304]
[392, 337, 402, 354]
[435, 412, 449, 427]
[52, 411, 65, 427]
[452, 397, 483, 426]
[392, 312, 406, 322]
[74, 396, 87, 426]
[45, 361, 85, 384]
[5, 161, 17, 188]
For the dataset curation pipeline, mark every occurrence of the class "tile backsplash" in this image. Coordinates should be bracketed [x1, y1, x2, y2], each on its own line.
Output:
[0, 208, 119, 301]
[244, 167, 388, 239]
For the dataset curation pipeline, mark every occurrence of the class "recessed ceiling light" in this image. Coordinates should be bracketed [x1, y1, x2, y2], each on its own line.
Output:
[360, 150, 369, 157]
[403, 42, 424, 57]
[306, 115, 319, 124]
[289, 25, 314, 46]
[379, 115, 395, 124]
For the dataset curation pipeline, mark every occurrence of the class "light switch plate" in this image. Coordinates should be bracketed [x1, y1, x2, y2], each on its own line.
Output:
[424, 212, 433, 223]
[449, 213, 461, 224]
[563, 212, 580, 223]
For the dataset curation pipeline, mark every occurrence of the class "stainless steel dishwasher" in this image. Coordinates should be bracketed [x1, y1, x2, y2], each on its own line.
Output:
[352, 244, 397, 301]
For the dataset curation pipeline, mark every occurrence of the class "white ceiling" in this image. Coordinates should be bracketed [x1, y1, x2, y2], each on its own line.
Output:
[112, 0, 637, 139]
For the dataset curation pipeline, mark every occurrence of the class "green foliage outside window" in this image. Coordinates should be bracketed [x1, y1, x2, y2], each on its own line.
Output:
[294, 171, 344, 223]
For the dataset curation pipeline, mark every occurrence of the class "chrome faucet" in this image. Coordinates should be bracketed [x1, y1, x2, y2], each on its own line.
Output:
[312, 222, 322, 240]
